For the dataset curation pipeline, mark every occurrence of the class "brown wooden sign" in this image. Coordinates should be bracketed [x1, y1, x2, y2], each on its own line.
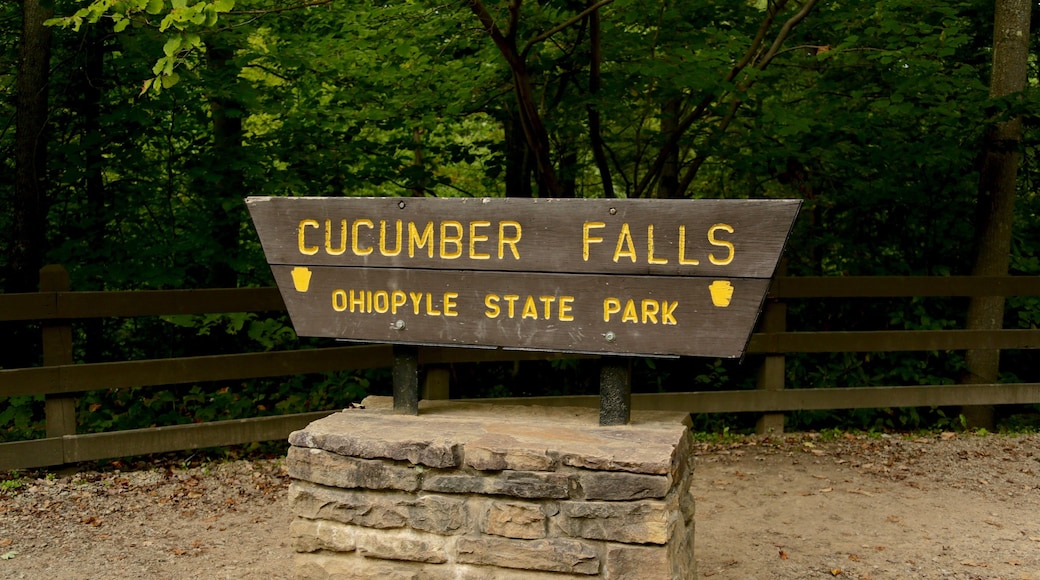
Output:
[247, 197, 799, 358]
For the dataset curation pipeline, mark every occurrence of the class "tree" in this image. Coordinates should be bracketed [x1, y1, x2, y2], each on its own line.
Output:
[961, 0, 1032, 428]
[11, 0, 52, 295]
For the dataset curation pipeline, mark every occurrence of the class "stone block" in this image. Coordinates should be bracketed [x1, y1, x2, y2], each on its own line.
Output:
[289, 518, 357, 553]
[604, 545, 668, 579]
[290, 481, 467, 534]
[288, 446, 420, 492]
[481, 500, 548, 539]
[605, 514, 695, 579]
[555, 500, 677, 545]
[356, 528, 449, 564]
[295, 552, 453, 580]
[579, 471, 671, 501]
[423, 470, 571, 499]
[455, 536, 600, 575]
[464, 433, 557, 471]
[289, 414, 462, 468]
[457, 564, 593, 579]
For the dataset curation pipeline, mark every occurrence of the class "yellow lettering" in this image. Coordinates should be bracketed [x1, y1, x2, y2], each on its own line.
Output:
[538, 296, 556, 319]
[708, 223, 735, 265]
[498, 221, 522, 260]
[425, 293, 441, 315]
[373, 291, 389, 314]
[408, 222, 434, 258]
[484, 294, 501, 318]
[352, 219, 374, 256]
[583, 222, 605, 261]
[298, 219, 319, 255]
[503, 295, 520, 318]
[332, 289, 347, 312]
[366, 290, 373, 312]
[325, 219, 347, 255]
[349, 290, 365, 313]
[440, 221, 463, 259]
[641, 299, 659, 324]
[678, 226, 700, 265]
[647, 225, 668, 264]
[621, 299, 638, 323]
[603, 297, 621, 322]
[559, 296, 574, 321]
[661, 301, 678, 325]
[391, 290, 407, 314]
[443, 292, 458, 316]
[522, 296, 539, 320]
[469, 221, 491, 259]
[613, 224, 637, 263]
[409, 291, 423, 315]
[379, 220, 402, 257]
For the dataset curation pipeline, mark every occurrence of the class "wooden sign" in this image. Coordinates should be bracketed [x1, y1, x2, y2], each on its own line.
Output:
[247, 197, 799, 358]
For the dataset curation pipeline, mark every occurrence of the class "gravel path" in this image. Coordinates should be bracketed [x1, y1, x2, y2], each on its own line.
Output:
[1, 432, 1037, 579]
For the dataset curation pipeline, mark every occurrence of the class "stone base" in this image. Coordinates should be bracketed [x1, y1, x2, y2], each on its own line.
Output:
[286, 396, 695, 579]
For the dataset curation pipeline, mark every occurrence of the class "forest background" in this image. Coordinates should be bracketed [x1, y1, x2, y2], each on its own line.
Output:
[2, 0, 1039, 443]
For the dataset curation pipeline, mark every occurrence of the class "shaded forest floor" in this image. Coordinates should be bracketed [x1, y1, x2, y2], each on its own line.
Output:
[0, 432, 1037, 579]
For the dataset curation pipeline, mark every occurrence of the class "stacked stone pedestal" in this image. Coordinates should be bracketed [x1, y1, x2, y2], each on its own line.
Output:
[286, 397, 695, 579]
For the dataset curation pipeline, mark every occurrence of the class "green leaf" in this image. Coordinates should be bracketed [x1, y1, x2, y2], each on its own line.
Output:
[146, 0, 164, 15]
[161, 72, 181, 89]
[212, 0, 235, 12]
[1, 551, 17, 561]
[163, 36, 182, 56]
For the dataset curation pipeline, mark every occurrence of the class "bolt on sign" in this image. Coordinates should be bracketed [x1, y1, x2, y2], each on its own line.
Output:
[247, 197, 800, 358]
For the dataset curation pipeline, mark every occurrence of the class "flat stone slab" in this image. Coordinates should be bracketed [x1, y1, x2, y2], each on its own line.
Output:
[288, 397, 691, 475]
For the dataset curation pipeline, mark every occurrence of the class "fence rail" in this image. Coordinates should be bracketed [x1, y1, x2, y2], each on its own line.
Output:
[2, 266, 1038, 470]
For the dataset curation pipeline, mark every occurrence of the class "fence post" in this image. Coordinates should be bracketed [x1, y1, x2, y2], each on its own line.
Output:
[422, 367, 451, 400]
[599, 358, 632, 426]
[392, 344, 420, 415]
[755, 296, 786, 435]
[40, 265, 76, 442]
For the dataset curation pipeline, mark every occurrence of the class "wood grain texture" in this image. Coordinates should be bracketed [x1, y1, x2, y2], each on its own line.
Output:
[250, 197, 799, 357]
[247, 197, 800, 279]
[273, 265, 771, 358]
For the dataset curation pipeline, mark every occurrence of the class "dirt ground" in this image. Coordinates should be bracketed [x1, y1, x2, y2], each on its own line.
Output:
[0, 431, 1037, 580]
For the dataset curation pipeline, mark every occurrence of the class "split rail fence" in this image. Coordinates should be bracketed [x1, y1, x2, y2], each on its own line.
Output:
[2, 265, 1039, 470]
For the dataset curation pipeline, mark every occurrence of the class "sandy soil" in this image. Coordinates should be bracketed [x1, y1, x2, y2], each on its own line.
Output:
[0, 432, 1037, 579]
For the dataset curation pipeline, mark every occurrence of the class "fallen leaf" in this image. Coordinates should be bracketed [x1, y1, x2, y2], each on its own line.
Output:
[779, 549, 789, 560]
[848, 554, 860, 562]
[820, 487, 833, 493]
[830, 568, 843, 576]
[940, 431, 956, 440]
[848, 489, 874, 497]
[0, 539, 11, 548]
[0, 551, 16, 561]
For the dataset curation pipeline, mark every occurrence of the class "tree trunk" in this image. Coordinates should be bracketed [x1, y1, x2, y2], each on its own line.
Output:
[200, 41, 244, 288]
[655, 98, 681, 199]
[11, 0, 53, 295]
[503, 109, 534, 198]
[4, 0, 54, 370]
[961, 0, 1031, 428]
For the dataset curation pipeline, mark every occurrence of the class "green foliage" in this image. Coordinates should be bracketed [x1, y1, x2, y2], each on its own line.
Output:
[2, 0, 1040, 441]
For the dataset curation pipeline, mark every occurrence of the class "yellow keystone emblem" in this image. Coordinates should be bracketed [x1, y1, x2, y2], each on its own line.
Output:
[291, 267, 312, 293]
[708, 280, 733, 307]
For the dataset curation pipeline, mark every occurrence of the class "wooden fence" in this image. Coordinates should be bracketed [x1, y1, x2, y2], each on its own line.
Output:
[2, 265, 1039, 470]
